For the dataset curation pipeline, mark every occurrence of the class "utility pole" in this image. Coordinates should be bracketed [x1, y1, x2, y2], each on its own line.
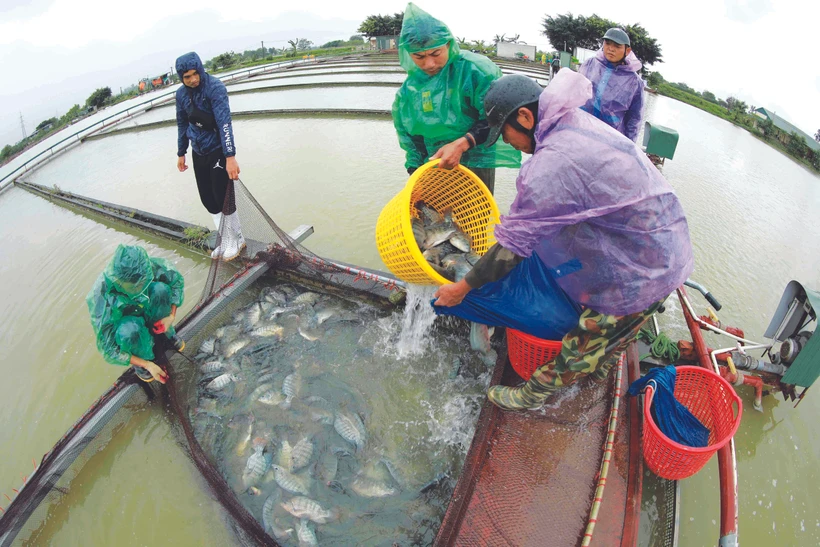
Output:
[261, 40, 264, 51]
[19, 112, 26, 139]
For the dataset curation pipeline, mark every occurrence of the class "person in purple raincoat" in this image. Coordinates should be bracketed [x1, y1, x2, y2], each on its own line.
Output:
[579, 28, 644, 142]
[434, 70, 694, 411]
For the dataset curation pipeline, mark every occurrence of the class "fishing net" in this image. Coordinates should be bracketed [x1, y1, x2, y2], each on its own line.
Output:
[2, 177, 652, 546]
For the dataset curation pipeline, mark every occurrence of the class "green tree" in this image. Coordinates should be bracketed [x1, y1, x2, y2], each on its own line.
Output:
[1, 144, 12, 162]
[541, 13, 663, 69]
[622, 23, 662, 67]
[807, 148, 820, 169]
[815, 129, 820, 142]
[726, 96, 743, 111]
[85, 87, 112, 109]
[35, 117, 58, 132]
[297, 39, 313, 50]
[646, 71, 664, 88]
[211, 52, 238, 69]
[322, 40, 346, 48]
[60, 104, 82, 125]
[787, 131, 810, 158]
[349, 35, 364, 43]
[287, 39, 299, 56]
[541, 13, 600, 53]
[702, 90, 717, 103]
[358, 13, 403, 37]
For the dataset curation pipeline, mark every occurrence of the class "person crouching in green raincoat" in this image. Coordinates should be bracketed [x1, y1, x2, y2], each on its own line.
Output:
[392, 3, 521, 194]
[86, 245, 185, 384]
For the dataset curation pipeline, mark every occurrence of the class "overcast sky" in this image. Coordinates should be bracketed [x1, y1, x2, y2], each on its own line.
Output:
[2, 0, 818, 148]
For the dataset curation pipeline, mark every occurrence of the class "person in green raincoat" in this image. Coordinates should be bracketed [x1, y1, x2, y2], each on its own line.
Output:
[86, 245, 185, 383]
[392, 3, 520, 194]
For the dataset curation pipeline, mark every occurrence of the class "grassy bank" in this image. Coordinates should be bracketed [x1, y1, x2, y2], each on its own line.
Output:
[656, 83, 819, 174]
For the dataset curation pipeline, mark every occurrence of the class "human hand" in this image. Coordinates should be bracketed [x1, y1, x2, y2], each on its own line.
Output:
[177, 155, 187, 172]
[152, 313, 174, 334]
[143, 362, 169, 384]
[433, 279, 471, 307]
[431, 138, 470, 170]
[226, 156, 240, 180]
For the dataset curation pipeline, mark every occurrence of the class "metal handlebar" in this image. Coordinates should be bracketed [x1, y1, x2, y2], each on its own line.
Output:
[684, 279, 722, 311]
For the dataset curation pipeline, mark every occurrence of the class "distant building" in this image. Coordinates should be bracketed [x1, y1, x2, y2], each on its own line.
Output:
[369, 36, 398, 51]
[753, 108, 820, 152]
[496, 42, 536, 61]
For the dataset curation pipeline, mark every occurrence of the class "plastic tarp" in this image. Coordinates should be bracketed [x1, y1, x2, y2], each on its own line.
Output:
[433, 253, 580, 340]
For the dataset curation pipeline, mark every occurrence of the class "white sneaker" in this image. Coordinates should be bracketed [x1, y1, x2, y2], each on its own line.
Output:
[210, 213, 224, 259]
[222, 212, 246, 261]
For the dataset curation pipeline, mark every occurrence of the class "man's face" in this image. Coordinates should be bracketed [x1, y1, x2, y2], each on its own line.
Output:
[603, 39, 630, 63]
[410, 43, 450, 76]
[182, 69, 200, 88]
[501, 108, 535, 154]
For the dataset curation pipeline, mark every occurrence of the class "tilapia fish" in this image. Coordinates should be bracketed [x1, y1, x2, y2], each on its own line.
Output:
[281, 372, 302, 409]
[232, 414, 255, 456]
[290, 436, 314, 472]
[415, 201, 443, 225]
[206, 373, 237, 391]
[413, 202, 480, 281]
[224, 337, 251, 358]
[271, 464, 312, 496]
[262, 491, 293, 539]
[242, 439, 272, 488]
[293, 291, 321, 306]
[333, 411, 366, 452]
[350, 474, 399, 498]
[297, 518, 318, 547]
[422, 222, 458, 250]
[250, 322, 284, 339]
[198, 338, 216, 355]
[281, 496, 337, 524]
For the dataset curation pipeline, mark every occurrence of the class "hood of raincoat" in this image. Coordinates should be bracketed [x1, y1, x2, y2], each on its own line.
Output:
[594, 48, 642, 73]
[175, 52, 210, 89]
[398, 3, 460, 77]
[494, 69, 693, 315]
[104, 244, 154, 296]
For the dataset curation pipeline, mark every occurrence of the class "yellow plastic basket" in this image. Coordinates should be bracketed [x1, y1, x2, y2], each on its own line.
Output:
[375, 160, 500, 285]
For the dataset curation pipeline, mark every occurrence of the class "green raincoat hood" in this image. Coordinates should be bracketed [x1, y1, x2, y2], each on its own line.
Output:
[398, 3, 460, 76]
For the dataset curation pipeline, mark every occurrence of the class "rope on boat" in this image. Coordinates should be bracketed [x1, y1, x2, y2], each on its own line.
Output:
[581, 352, 625, 547]
[637, 326, 680, 362]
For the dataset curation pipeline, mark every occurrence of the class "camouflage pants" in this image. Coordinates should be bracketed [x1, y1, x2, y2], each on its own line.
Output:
[529, 300, 664, 389]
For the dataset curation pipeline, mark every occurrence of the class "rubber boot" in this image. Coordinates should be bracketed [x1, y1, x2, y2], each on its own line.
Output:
[222, 212, 246, 262]
[486, 371, 558, 411]
[210, 213, 224, 259]
[169, 333, 186, 352]
[134, 366, 154, 383]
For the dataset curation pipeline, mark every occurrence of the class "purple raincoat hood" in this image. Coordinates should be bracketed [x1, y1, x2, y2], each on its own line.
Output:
[494, 70, 694, 315]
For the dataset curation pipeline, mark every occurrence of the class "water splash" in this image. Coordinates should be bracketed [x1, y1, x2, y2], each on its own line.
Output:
[396, 285, 438, 358]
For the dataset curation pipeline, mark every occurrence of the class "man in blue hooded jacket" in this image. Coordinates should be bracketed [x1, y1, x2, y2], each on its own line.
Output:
[175, 52, 245, 261]
[579, 28, 644, 142]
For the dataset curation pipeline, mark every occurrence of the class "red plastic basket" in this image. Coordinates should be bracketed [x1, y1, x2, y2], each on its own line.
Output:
[642, 366, 743, 480]
[507, 328, 563, 380]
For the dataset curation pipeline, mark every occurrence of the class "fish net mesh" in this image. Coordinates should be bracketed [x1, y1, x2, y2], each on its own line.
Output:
[0, 178, 651, 546]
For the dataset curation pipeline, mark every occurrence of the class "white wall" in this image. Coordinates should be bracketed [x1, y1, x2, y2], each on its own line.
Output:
[496, 42, 537, 61]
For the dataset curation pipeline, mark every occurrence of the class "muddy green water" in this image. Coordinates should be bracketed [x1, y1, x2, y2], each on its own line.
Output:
[1, 89, 818, 546]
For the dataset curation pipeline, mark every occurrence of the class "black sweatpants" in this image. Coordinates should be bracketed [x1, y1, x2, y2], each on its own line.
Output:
[192, 149, 235, 215]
